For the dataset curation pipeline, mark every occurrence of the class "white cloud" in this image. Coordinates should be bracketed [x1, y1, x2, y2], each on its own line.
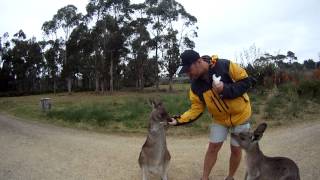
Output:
[0, 0, 319, 62]
[177, 0, 320, 61]
[0, 0, 87, 40]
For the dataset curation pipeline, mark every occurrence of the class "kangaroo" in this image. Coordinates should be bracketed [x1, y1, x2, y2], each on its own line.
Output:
[231, 123, 300, 180]
[138, 99, 172, 180]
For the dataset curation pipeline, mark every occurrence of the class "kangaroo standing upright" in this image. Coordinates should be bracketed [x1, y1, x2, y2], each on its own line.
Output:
[232, 123, 300, 180]
[138, 99, 171, 180]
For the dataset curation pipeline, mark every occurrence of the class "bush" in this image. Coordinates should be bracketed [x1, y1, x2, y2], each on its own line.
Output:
[264, 82, 317, 120]
[278, 82, 297, 94]
[297, 80, 320, 100]
[265, 93, 284, 119]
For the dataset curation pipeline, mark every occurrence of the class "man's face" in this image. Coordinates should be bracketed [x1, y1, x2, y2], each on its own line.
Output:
[186, 59, 204, 80]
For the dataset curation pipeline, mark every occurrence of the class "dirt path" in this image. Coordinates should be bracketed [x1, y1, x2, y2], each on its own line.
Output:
[0, 114, 319, 180]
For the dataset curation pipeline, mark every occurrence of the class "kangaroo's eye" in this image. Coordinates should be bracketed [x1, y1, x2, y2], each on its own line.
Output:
[240, 137, 245, 141]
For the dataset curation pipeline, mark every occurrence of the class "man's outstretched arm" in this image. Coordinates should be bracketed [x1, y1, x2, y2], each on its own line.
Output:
[169, 89, 205, 126]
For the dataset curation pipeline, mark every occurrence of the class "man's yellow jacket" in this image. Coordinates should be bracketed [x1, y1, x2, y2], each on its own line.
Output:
[176, 59, 252, 127]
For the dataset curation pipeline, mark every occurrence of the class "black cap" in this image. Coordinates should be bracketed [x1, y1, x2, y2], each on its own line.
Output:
[201, 55, 212, 63]
[177, 50, 200, 74]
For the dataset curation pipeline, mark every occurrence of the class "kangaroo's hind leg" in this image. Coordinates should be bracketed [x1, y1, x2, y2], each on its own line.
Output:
[161, 162, 170, 180]
[160, 172, 168, 180]
[141, 166, 149, 180]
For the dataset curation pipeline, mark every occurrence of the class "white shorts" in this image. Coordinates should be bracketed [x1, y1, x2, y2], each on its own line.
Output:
[209, 122, 251, 146]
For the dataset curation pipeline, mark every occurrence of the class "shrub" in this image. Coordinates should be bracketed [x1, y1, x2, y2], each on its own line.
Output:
[297, 80, 320, 100]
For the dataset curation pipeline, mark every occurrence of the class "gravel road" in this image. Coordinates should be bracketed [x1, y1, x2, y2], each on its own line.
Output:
[0, 114, 319, 180]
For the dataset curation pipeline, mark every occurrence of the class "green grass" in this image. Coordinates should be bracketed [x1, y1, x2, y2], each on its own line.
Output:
[0, 83, 318, 134]
[249, 92, 266, 114]
[0, 89, 205, 133]
[265, 93, 285, 119]
[264, 83, 320, 123]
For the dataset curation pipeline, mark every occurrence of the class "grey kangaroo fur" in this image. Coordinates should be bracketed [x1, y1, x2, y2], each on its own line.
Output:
[232, 123, 300, 180]
[138, 99, 171, 180]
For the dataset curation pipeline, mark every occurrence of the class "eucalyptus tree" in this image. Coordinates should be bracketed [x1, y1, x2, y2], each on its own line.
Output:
[145, 0, 197, 90]
[43, 39, 64, 94]
[127, 3, 152, 90]
[86, 0, 110, 92]
[42, 15, 61, 93]
[0, 33, 10, 68]
[0, 32, 13, 92]
[66, 22, 94, 90]
[85, 0, 130, 93]
[103, 0, 131, 93]
[8, 30, 44, 93]
[287, 51, 297, 64]
[43, 5, 82, 94]
[10, 30, 28, 92]
[163, 28, 179, 91]
[304, 59, 316, 70]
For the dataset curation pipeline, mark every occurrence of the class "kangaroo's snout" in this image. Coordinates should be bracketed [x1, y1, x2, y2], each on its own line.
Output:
[231, 133, 237, 138]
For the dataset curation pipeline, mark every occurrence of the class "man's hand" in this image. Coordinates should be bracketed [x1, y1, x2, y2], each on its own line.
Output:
[168, 118, 177, 125]
[213, 81, 224, 94]
[168, 116, 179, 126]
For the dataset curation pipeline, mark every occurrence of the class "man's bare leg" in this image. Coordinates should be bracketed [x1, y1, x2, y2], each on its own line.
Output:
[226, 145, 242, 179]
[201, 142, 223, 180]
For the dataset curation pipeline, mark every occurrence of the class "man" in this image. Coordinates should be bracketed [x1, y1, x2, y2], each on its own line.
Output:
[169, 50, 253, 180]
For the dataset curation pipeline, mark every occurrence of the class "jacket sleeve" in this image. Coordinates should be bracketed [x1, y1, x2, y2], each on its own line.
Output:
[175, 89, 205, 126]
[221, 61, 251, 99]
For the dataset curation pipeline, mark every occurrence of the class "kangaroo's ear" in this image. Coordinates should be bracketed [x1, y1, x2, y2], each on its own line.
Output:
[253, 123, 267, 141]
[156, 100, 163, 107]
[149, 98, 163, 109]
[148, 98, 157, 109]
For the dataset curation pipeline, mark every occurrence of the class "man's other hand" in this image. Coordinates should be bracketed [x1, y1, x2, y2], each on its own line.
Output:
[213, 81, 224, 94]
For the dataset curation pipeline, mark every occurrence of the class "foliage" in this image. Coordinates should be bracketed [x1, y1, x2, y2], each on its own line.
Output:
[1, 1, 320, 97]
[265, 81, 320, 121]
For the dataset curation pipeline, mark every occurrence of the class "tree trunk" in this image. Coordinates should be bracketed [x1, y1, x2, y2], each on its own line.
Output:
[109, 54, 113, 94]
[67, 77, 72, 95]
[136, 80, 139, 89]
[139, 69, 144, 91]
[53, 78, 57, 95]
[95, 75, 99, 93]
[94, 54, 99, 93]
[169, 76, 173, 92]
[101, 79, 105, 94]
[155, 20, 160, 91]
[140, 77, 144, 91]
[88, 77, 92, 90]
[39, 78, 42, 93]
[155, 45, 160, 90]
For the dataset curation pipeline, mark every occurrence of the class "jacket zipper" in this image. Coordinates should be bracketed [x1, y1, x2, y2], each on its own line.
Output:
[229, 114, 234, 127]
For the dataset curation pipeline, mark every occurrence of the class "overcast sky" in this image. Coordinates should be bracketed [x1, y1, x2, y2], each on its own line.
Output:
[1, 0, 319, 62]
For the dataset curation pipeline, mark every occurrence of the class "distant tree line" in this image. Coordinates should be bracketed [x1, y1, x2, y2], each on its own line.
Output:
[1, 1, 319, 97]
[238, 44, 320, 89]
[0, 0, 197, 96]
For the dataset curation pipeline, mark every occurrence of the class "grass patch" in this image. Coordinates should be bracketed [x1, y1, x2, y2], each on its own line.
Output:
[265, 93, 285, 119]
[0, 91, 208, 133]
[0, 85, 318, 134]
[47, 103, 114, 126]
[264, 83, 320, 122]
